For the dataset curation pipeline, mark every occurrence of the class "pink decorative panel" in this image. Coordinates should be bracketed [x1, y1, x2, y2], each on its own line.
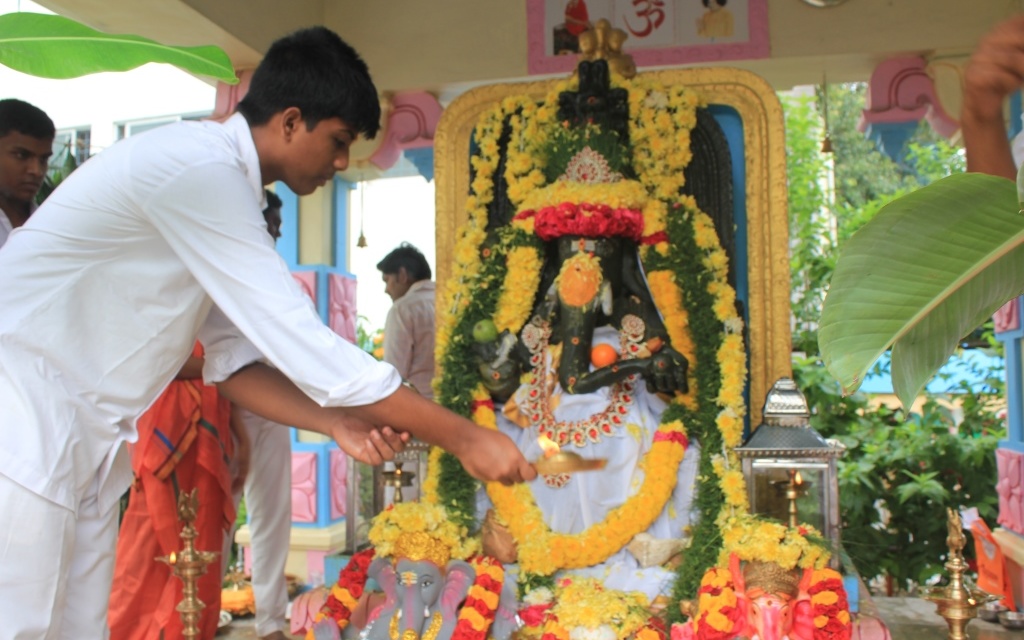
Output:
[330, 449, 349, 521]
[292, 452, 318, 524]
[328, 273, 358, 343]
[860, 57, 958, 139]
[995, 298, 1021, 334]
[997, 449, 1024, 535]
[292, 271, 318, 307]
[526, 0, 770, 76]
[369, 92, 443, 171]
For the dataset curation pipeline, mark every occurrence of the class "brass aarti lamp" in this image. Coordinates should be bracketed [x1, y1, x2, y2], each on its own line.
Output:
[380, 461, 415, 504]
[920, 508, 998, 640]
[155, 488, 219, 638]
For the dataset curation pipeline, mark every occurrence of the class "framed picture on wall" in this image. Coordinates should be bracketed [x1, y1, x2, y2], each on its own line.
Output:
[527, 0, 769, 75]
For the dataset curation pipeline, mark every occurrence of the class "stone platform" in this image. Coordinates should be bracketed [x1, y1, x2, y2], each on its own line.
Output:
[873, 597, 1024, 639]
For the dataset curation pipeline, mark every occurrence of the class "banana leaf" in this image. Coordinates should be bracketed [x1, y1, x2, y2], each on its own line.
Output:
[0, 12, 236, 84]
[819, 171, 1024, 408]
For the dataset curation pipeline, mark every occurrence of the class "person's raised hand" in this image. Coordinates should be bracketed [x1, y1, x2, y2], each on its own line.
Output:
[328, 415, 409, 465]
[964, 15, 1024, 122]
[455, 427, 538, 486]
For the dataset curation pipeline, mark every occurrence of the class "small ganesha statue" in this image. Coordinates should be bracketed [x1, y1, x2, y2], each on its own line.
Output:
[306, 502, 518, 640]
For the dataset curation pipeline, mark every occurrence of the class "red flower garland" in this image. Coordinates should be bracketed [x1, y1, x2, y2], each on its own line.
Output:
[315, 548, 376, 632]
[514, 202, 645, 242]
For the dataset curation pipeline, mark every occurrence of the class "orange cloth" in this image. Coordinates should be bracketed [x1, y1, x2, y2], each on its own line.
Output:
[109, 345, 235, 640]
[971, 519, 1015, 611]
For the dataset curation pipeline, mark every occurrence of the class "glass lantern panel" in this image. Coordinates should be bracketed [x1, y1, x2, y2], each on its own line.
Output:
[748, 460, 829, 532]
[345, 459, 379, 553]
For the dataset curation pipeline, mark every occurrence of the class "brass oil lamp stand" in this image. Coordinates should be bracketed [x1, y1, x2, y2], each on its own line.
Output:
[921, 508, 997, 640]
[380, 461, 415, 504]
[156, 488, 219, 638]
[772, 469, 808, 528]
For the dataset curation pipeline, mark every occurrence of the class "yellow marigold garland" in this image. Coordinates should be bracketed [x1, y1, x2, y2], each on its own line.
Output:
[493, 246, 543, 333]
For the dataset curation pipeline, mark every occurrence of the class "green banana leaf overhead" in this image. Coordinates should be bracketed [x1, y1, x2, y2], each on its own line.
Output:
[0, 12, 237, 84]
[819, 172, 1024, 408]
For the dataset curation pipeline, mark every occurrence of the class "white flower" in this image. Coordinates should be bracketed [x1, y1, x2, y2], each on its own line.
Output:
[523, 586, 554, 606]
[569, 624, 617, 640]
[643, 91, 668, 110]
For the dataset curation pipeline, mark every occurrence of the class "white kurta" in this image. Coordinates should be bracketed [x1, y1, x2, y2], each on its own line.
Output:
[0, 207, 13, 248]
[0, 113, 401, 636]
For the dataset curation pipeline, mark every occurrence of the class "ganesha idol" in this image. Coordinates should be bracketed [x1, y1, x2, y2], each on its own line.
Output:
[307, 502, 519, 640]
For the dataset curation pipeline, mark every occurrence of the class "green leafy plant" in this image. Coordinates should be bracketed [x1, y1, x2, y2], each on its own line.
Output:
[0, 12, 236, 83]
[796, 355, 1004, 593]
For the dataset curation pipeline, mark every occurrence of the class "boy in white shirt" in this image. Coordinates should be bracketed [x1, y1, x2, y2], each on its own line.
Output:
[0, 26, 534, 638]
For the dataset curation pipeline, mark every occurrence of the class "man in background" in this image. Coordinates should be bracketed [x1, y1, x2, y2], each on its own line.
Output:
[0, 98, 54, 248]
[377, 243, 436, 399]
[231, 190, 294, 640]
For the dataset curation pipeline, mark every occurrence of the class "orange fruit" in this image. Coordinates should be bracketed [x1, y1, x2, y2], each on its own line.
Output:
[590, 343, 619, 368]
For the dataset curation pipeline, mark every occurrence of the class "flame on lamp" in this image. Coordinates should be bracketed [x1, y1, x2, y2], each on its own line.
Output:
[794, 471, 803, 486]
[537, 434, 560, 458]
[169, 551, 177, 565]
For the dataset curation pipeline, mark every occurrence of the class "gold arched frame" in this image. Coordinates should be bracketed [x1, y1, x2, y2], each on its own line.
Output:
[434, 68, 790, 426]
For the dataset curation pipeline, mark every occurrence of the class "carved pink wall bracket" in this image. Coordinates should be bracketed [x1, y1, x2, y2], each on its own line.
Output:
[997, 449, 1024, 535]
[211, 69, 254, 121]
[369, 92, 443, 171]
[859, 56, 959, 139]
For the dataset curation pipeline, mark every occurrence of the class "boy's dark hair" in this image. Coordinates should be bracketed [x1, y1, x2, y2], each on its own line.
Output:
[237, 26, 381, 139]
[0, 99, 55, 140]
[377, 242, 431, 282]
[701, 0, 727, 6]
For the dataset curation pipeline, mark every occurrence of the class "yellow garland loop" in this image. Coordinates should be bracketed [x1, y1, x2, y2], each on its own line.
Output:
[476, 384, 690, 575]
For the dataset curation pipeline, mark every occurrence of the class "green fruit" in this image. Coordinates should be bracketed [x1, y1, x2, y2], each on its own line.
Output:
[472, 319, 498, 343]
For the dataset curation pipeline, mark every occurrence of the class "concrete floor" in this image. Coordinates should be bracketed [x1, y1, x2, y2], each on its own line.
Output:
[217, 614, 303, 639]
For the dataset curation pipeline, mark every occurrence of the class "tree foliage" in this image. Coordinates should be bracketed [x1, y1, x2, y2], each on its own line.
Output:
[783, 84, 1002, 592]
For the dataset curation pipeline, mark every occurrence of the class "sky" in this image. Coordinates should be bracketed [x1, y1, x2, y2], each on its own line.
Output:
[1, 0, 438, 335]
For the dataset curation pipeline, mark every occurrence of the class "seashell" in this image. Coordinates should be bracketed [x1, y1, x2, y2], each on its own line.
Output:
[626, 533, 688, 568]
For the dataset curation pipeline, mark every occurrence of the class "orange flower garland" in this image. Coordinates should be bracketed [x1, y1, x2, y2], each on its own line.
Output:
[808, 568, 853, 640]
[452, 556, 506, 640]
[483, 387, 691, 575]
[693, 567, 743, 640]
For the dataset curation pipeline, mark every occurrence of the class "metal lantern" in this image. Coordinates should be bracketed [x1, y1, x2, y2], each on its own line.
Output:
[735, 377, 846, 562]
[344, 439, 432, 554]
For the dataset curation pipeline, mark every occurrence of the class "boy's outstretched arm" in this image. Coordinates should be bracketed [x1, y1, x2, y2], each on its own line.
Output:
[217, 362, 537, 485]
